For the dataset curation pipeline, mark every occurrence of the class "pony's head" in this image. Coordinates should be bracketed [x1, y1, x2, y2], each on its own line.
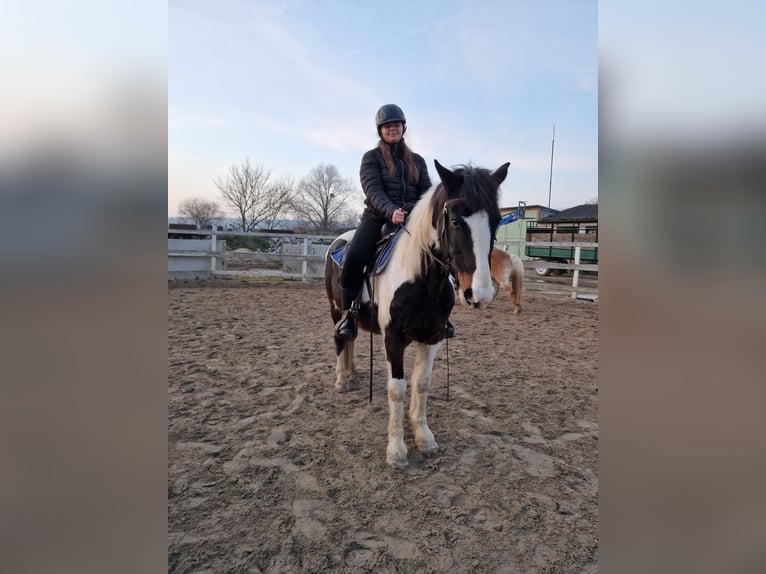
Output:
[432, 160, 509, 308]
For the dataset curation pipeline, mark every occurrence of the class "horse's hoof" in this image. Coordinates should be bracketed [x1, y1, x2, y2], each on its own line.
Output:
[418, 442, 438, 454]
[335, 381, 351, 392]
[387, 444, 408, 468]
[413, 427, 438, 453]
[387, 455, 409, 468]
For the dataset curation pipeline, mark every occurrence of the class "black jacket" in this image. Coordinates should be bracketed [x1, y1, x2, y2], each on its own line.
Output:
[359, 144, 432, 221]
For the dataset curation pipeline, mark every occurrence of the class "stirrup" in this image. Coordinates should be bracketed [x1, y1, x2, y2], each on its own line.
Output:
[335, 309, 358, 340]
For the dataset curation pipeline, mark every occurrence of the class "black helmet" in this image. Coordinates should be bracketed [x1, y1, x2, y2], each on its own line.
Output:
[375, 104, 407, 135]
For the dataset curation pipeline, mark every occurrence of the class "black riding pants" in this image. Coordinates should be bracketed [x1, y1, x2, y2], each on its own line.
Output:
[340, 217, 386, 295]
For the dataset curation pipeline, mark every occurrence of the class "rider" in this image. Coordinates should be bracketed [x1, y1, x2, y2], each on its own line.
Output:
[335, 103, 455, 340]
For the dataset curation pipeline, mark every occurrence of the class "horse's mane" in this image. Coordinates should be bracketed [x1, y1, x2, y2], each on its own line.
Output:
[396, 164, 502, 280]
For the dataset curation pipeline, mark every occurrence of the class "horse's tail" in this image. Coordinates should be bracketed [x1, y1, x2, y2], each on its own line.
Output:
[510, 254, 523, 313]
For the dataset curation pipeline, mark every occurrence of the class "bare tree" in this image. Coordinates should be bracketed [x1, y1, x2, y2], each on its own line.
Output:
[215, 159, 283, 231]
[262, 175, 296, 230]
[292, 164, 358, 232]
[178, 197, 222, 229]
[337, 209, 361, 231]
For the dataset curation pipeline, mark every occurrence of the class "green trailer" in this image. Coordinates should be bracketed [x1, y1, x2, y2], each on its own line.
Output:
[525, 224, 598, 276]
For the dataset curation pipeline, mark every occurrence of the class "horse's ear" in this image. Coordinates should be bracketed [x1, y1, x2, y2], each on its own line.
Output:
[492, 162, 511, 184]
[434, 159, 464, 194]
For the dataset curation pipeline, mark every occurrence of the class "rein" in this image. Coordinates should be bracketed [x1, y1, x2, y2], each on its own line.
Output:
[369, 269, 374, 403]
[438, 196, 466, 402]
[363, 197, 464, 403]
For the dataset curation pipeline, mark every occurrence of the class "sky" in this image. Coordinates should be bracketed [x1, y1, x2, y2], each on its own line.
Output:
[169, 0, 597, 217]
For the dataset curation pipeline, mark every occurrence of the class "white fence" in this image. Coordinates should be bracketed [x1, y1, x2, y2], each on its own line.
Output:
[168, 236, 227, 280]
[167, 229, 334, 281]
[495, 240, 598, 300]
[168, 230, 598, 299]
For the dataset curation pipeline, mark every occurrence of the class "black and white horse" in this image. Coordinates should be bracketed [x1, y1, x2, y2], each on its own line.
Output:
[324, 160, 509, 466]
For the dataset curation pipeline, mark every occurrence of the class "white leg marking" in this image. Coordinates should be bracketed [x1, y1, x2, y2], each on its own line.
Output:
[335, 340, 355, 392]
[344, 340, 355, 381]
[386, 376, 408, 467]
[409, 342, 440, 453]
[335, 352, 350, 392]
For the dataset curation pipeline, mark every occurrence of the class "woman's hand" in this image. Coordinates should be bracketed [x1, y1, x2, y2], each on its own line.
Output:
[392, 208, 407, 225]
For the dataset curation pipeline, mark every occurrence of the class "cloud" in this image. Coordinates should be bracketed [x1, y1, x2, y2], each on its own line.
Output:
[345, 25, 427, 57]
[414, 119, 595, 175]
[572, 66, 597, 91]
[304, 128, 370, 153]
[511, 153, 597, 172]
[168, 108, 226, 129]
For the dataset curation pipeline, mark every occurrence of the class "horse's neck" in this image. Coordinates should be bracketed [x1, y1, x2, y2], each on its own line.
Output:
[390, 216, 441, 282]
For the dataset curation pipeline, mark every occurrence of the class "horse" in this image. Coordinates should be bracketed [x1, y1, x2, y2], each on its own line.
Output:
[324, 160, 509, 467]
[489, 248, 524, 314]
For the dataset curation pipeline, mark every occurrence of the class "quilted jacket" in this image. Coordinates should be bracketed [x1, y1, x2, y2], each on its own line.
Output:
[359, 143, 432, 221]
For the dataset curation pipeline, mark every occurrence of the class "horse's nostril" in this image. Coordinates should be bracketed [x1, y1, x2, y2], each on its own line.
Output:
[464, 288, 473, 302]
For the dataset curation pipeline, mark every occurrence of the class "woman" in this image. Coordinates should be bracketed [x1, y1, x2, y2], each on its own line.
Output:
[335, 103, 454, 340]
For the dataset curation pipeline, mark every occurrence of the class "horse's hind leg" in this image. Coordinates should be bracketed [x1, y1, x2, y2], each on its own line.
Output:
[409, 342, 440, 454]
[506, 285, 519, 314]
[511, 258, 523, 314]
[510, 289, 521, 314]
[497, 279, 517, 313]
[334, 337, 356, 392]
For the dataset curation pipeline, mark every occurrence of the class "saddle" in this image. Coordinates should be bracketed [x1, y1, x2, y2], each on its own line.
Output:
[329, 224, 404, 276]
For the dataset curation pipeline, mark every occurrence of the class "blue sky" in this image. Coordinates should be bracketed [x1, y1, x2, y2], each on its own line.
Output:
[169, 0, 597, 216]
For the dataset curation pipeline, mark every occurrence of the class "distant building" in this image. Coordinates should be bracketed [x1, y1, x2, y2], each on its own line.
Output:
[525, 203, 599, 274]
[538, 203, 598, 229]
[496, 204, 560, 259]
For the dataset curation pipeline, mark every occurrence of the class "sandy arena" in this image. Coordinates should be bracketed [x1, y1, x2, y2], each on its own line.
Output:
[168, 280, 598, 573]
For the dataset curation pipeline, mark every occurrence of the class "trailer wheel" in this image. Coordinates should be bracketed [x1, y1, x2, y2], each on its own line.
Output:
[534, 266, 552, 276]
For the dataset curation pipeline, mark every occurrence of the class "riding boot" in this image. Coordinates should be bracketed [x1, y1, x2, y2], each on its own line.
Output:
[335, 287, 359, 340]
[445, 319, 455, 339]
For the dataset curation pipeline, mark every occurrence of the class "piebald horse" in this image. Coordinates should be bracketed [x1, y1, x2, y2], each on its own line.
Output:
[324, 160, 508, 467]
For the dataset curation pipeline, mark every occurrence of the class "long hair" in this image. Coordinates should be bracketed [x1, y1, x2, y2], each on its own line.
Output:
[377, 139, 420, 185]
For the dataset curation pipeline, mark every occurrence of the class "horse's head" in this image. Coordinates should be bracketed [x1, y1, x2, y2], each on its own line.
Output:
[433, 160, 509, 309]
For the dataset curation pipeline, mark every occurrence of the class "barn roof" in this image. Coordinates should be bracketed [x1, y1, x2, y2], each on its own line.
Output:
[499, 204, 560, 221]
[535, 206, 561, 220]
[540, 203, 598, 223]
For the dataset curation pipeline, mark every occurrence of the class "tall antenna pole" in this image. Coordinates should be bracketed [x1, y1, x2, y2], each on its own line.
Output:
[547, 123, 555, 208]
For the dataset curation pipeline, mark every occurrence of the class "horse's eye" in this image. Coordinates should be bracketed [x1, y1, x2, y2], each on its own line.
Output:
[450, 218, 461, 227]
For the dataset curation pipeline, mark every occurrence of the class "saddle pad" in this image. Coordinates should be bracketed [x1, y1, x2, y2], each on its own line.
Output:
[329, 228, 403, 275]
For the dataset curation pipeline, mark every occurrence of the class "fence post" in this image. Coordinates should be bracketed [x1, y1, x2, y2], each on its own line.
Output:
[302, 238, 309, 281]
[211, 230, 217, 272]
[571, 245, 581, 299]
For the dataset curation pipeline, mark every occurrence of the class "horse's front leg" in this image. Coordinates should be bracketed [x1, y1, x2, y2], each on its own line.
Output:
[384, 337, 408, 467]
[410, 342, 440, 453]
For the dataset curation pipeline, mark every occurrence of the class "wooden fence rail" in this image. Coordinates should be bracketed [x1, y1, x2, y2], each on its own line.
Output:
[168, 230, 598, 300]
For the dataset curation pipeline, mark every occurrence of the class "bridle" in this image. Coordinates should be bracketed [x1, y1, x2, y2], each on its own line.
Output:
[435, 195, 470, 402]
[432, 196, 464, 276]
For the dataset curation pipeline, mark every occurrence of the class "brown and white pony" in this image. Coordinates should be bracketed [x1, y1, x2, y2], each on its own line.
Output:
[490, 248, 524, 314]
[324, 160, 508, 467]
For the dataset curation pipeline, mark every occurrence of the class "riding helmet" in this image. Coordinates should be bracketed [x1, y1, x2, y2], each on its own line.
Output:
[375, 104, 407, 136]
